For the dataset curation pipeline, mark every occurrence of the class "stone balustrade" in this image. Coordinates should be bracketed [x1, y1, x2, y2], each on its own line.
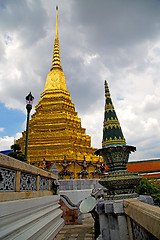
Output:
[124, 199, 160, 240]
[0, 153, 57, 201]
[0, 153, 64, 239]
[96, 196, 159, 240]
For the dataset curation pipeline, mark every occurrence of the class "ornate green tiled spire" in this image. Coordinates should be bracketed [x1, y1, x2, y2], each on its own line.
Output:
[102, 80, 126, 148]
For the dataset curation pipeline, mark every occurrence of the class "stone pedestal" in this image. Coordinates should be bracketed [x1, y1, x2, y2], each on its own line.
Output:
[96, 196, 154, 240]
[96, 200, 128, 240]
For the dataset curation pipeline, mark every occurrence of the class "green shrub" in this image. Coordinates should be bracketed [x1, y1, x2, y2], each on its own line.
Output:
[135, 178, 160, 206]
[8, 144, 25, 162]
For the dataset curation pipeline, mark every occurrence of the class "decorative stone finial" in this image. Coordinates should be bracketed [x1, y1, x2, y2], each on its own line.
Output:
[102, 80, 126, 147]
[95, 81, 142, 199]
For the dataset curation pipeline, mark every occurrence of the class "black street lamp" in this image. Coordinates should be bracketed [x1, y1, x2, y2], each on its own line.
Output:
[24, 92, 34, 163]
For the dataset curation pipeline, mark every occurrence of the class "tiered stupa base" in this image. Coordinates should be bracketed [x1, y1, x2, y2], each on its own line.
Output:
[100, 170, 141, 200]
[95, 145, 142, 200]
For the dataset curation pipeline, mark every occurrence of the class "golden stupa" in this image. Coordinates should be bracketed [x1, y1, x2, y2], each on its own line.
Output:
[17, 6, 103, 179]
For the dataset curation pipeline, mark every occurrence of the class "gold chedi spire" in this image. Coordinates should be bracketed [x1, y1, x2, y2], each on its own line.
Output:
[56, 5, 58, 38]
[44, 6, 67, 92]
[17, 6, 103, 180]
[50, 5, 62, 71]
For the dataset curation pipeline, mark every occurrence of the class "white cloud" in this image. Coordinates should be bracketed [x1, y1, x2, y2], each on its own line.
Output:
[81, 108, 104, 149]
[0, 136, 14, 151]
[0, 132, 22, 151]
[146, 41, 160, 64]
[0, 128, 4, 132]
[141, 95, 160, 113]
[83, 53, 99, 65]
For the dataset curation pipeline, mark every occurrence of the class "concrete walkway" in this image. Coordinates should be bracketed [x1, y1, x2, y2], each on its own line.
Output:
[54, 217, 94, 239]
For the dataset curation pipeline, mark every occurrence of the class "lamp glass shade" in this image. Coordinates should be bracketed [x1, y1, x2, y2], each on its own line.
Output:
[26, 92, 34, 105]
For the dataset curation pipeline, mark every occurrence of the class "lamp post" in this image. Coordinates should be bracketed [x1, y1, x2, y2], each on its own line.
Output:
[24, 92, 34, 163]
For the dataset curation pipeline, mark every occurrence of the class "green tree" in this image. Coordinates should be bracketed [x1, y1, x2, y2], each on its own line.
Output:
[135, 178, 160, 207]
[11, 144, 21, 152]
[8, 144, 25, 162]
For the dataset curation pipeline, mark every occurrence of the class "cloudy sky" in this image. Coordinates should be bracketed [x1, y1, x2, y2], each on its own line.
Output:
[0, 0, 160, 161]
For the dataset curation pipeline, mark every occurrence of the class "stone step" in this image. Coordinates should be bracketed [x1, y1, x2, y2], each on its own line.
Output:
[0, 195, 60, 227]
[0, 195, 64, 240]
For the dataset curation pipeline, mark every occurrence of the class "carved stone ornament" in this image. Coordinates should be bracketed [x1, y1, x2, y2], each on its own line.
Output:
[39, 176, 49, 190]
[95, 145, 142, 199]
[0, 167, 16, 191]
[20, 172, 37, 191]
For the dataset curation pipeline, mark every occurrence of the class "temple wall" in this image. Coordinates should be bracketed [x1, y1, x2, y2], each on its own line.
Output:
[59, 179, 102, 191]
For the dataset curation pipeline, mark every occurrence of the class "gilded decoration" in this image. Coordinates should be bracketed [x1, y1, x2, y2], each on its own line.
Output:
[44, 70, 67, 92]
[17, 6, 102, 179]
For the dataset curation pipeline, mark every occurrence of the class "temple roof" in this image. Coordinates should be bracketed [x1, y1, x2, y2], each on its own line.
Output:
[102, 80, 126, 148]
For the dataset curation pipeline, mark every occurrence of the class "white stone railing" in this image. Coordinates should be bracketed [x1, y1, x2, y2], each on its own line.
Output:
[0, 153, 57, 201]
[0, 153, 64, 239]
[96, 196, 160, 240]
[124, 199, 160, 240]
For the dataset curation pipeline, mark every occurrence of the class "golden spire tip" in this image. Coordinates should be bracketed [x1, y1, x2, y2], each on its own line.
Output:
[55, 5, 58, 38]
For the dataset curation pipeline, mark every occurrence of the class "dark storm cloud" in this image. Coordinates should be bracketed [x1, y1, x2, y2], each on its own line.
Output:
[0, 0, 52, 110]
[63, 53, 104, 113]
[0, 0, 48, 47]
[57, 0, 160, 113]
[72, 0, 160, 49]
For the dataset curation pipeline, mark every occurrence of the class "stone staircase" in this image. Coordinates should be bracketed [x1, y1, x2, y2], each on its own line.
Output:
[0, 195, 64, 240]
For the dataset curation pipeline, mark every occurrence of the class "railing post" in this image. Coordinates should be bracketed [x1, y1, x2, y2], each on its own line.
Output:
[15, 171, 21, 192]
[37, 176, 40, 191]
[49, 179, 51, 191]
[126, 216, 133, 240]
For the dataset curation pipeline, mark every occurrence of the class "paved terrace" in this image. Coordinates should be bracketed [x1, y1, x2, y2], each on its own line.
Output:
[54, 217, 94, 240]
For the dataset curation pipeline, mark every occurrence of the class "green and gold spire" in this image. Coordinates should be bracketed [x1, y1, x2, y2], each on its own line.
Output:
[102, 80, 126, 147]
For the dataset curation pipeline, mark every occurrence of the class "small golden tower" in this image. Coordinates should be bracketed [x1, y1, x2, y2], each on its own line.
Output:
[17, 6, 103, 179]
